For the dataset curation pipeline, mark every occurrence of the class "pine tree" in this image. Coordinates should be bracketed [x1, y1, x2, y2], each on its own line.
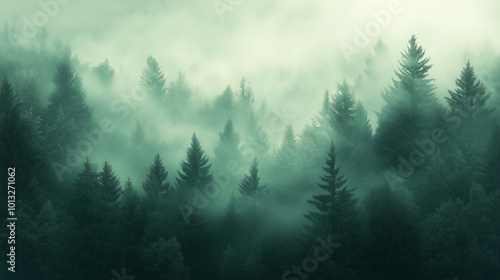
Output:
[374, 35, 444, 165]
[238, 158, 269, 202]
[276, 124, 297, 170]
[98, 160, 121, 206]
[331, 80, 356, 137]
[140, 56, 166, 99]
[304, 141, 356, 239]
[236, 158, 269, 254]
[446, 61, 492, 117]
[214, 119, 241, 164]
[176, 133, 213, 198]
[167, 72, 191, 109]
[142, 153, 170, 200]
[45, 51, 92, 131]
[92, 59, 115, 87]
[330, 80, 372, 143]
[317, 89, 331, 131]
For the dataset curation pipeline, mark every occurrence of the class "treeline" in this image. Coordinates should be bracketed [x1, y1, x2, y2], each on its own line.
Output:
[0, 30, 500, 280]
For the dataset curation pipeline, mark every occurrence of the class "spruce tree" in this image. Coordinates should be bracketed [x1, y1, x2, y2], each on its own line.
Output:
[167, 72, 192, 115]
[45, 51, 92, 130]
[140, 56, 166, 99]
[238, 158, 269, 203]
[331, 80, 356, 138]
[317, 89, 331, 131]
[374, 35, 444, 164]
[214, 119, 241, 164]
[236, 158, 269, 254]
[446, 61, 492, 117]
[276, 124, 297, 170]
[142, 153, 170, 199]
[304, 141, 356, 239]
[176, 133, 213, 198]
[330, 80, 372, 143]
[98, 160, 121, 206]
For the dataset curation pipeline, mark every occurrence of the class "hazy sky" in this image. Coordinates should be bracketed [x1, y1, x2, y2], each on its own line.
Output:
[2, 0, 500, 129]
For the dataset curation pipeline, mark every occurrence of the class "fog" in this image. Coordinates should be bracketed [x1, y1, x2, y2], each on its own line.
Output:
[1, 1, 500, 279]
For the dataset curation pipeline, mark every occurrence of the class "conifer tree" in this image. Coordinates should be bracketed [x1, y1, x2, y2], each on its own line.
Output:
[330, 80, 372, 143]
[446, 61, 492, 117]
[236, 158, 269, 254]
[331, 80, 356, 137]
[142, 153, 170, 200]
[167, 71, 192, 113]
[45, 51, 92, 130]
[176, 133, 213, 198]
[98, 160, 121, 206]
[238, 158, 269, 203]
[304, 141, 356, 239]
[374, 35, 444, 164]
[317, 89, 332, 131]
[140, 56, 166, 99]
[214, 119, 241, 164]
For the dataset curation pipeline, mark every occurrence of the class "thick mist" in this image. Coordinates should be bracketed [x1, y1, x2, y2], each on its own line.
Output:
[1, 1, 500, 279]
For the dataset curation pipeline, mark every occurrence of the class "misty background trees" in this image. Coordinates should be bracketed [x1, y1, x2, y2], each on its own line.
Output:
[0, 30, 499, 280]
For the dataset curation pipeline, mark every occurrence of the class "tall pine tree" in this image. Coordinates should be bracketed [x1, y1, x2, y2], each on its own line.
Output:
[374, 35, 444, 165]
[304, 141, 356, 240]
[142, 153, 170, 200]
[45, 50, 92, 131]
[140, 56, 166, 99]
[176, 133, 213, 199]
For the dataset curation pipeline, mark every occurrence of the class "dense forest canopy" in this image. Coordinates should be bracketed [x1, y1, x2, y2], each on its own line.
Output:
[1, 1, 500, 280]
